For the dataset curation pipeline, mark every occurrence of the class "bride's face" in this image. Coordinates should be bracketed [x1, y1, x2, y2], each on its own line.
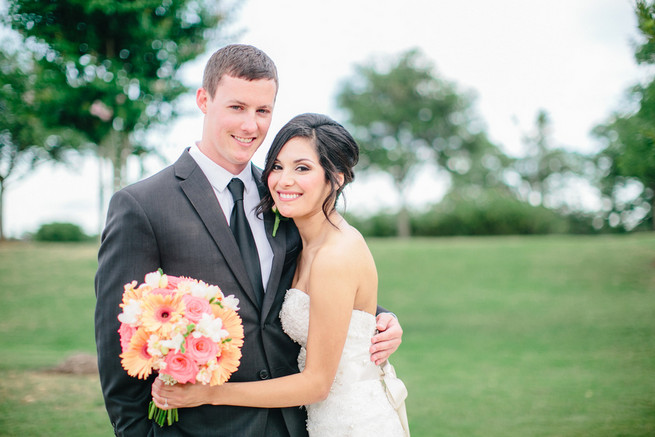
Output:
[267, 137, 332, 220]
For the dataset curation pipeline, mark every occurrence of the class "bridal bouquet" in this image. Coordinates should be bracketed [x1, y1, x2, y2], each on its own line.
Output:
[117, 270, 244, 426]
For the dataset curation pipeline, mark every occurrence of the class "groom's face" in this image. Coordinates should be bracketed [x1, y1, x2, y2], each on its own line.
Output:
[196, 74, 277, 174]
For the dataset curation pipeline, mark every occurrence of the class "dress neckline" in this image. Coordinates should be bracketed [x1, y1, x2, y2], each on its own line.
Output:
[286, 288, 376, 320]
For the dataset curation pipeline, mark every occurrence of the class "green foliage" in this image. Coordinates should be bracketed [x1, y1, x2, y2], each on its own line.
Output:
[635, 0, 655, 65]
[6, 0, 233, 189]
[592, 1, 655, 231]
[0, 41, 88, 170]
[346, 190, 599, 238]
[412, 189, 572, 236]
[336, 48, 510, 237]
[512, 110, 592, 209]
[344, 211, 397, 237]
[0, 44, 46, 238]
[34, 221, 90, 242]
[0, 46, 47, 172]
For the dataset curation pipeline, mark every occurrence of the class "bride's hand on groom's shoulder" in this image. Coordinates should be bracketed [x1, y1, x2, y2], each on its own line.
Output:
[370, 313, 403, 366]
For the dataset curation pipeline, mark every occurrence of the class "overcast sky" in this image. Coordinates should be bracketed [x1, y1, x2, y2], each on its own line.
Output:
[4, 0, 647, 237]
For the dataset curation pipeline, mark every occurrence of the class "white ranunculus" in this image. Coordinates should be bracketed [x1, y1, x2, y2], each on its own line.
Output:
[189, 282, 213, 300]
[160, 332, 185, 353]
[194, 313, 229, 343]
[118, 300, 142, 325]
[222, 295, 240, 311]
[145, 270, 166, 288]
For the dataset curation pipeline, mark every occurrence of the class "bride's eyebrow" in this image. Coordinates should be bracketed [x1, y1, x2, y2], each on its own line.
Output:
[293, 158, 317, 165]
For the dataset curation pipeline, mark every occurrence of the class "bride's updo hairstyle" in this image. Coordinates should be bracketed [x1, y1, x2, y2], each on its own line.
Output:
[258, 113, 359, 223]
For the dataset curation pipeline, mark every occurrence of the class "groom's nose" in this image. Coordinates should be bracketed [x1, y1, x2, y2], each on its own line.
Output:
[239, 112, 258, 133]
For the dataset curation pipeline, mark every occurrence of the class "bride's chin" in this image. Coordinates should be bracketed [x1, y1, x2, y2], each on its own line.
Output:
[276, 207, 294, 218]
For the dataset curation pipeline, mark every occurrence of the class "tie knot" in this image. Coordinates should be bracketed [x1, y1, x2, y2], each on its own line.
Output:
[227, 178, 245, 202]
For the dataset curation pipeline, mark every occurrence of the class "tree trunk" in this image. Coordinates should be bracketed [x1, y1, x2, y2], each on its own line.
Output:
[394, 179, 411, 238]
[106, 131, 131, 193]
[0, 179, 4, 242]
[97, 156, 105, 238]
[397, 205, 411, 239]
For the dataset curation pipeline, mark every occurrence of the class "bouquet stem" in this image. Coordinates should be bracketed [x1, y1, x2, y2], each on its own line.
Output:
[148, 400, 179, 427]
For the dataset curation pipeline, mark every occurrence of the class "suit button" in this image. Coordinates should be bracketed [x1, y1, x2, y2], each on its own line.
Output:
[259, 369, 270, 380]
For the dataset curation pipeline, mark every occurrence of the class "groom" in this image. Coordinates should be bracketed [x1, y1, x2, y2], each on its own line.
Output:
[94, 44, 403, 437]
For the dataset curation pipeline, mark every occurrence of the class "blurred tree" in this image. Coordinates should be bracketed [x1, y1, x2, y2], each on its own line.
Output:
[6, 0, 233, 195]
[336, 48, 509, 237]
[592, 0, 655, 231]
[512, 109, 590, 210]
[0, 41, 85, 241]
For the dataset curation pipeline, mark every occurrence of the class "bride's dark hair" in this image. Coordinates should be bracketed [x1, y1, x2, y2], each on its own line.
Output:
[257, 113, 359, 224]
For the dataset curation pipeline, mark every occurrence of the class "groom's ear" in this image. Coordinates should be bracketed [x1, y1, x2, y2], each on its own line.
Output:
[196, 88, 208, 113]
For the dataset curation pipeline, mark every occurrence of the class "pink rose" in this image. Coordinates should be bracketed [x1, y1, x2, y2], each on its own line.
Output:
[185, 335, 219, 364]
[166, 275, 184, 289]
[183, 295, 212, 323]
[162, 351, 198, 384]
[117, 323, 136, 353]
[151, 288, 176, 297]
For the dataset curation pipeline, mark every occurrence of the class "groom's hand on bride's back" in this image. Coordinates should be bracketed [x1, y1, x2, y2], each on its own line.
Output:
[370, 313, 403, 366]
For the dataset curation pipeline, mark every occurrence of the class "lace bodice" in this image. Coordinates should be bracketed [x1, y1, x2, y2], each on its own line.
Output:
[280, 288, 408, 437]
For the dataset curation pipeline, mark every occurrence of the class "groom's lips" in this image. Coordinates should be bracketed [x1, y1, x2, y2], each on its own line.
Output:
[232, 135, 255, 145]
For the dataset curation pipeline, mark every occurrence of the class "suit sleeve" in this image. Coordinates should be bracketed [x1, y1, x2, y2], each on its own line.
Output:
[94, 190, 159, 437]
[376, 305, 391, 316]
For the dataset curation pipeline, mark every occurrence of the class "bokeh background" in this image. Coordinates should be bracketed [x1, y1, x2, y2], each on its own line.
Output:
[2, 0, 652, 239]
[1, 1, 654, 436]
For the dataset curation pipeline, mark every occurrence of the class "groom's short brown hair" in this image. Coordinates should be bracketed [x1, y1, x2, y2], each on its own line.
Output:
[202, 44, 278, 99]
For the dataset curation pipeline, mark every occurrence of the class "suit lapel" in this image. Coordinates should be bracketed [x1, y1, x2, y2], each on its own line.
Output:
[175, 150, 261, 309]
[253, 166, 288, 319]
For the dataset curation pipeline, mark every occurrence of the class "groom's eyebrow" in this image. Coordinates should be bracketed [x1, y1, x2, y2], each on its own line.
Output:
[226, 98, 272, 109]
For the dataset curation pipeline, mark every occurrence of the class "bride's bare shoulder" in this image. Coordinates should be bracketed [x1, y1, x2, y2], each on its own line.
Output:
[317, 223, 374, 270]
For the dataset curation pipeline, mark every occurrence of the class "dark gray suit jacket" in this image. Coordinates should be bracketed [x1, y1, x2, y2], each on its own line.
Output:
[94, 150, 307, 436]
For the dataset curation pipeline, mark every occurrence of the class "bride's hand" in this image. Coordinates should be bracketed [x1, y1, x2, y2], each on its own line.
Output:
[370, 313, 403, 365]
[151, 378, 213, 410]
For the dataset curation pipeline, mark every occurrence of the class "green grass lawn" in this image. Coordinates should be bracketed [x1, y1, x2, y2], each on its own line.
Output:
[1, 234, 654, 436]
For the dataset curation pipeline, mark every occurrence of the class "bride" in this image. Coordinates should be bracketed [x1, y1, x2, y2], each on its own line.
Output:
[152, 113, 409, 436]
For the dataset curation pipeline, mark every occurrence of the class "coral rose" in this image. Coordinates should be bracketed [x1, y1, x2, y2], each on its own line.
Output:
[183, 294, 212, 323]
[185, 335, 219, 364]
[162, 351, 198, 384]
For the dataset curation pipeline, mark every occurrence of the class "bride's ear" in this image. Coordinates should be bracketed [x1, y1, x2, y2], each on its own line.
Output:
[336, 172, 345, 188]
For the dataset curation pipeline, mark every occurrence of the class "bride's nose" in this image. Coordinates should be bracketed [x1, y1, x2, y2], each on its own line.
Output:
[278, 169, 294, 187]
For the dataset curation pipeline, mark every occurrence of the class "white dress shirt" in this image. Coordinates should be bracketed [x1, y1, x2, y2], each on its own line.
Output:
[189, 145, 274, 292]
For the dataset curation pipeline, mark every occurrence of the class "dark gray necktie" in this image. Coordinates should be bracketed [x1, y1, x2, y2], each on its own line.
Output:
[227, 178, 264, 304]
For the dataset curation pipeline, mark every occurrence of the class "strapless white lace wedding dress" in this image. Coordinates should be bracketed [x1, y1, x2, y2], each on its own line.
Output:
[280, 288, 409, 437]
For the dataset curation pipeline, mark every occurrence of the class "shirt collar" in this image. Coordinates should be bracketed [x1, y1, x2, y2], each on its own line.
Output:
[189, 144, 255, 194]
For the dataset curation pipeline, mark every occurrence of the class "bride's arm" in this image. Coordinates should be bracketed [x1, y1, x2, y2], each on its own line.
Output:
[152, 246, 364, 409]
